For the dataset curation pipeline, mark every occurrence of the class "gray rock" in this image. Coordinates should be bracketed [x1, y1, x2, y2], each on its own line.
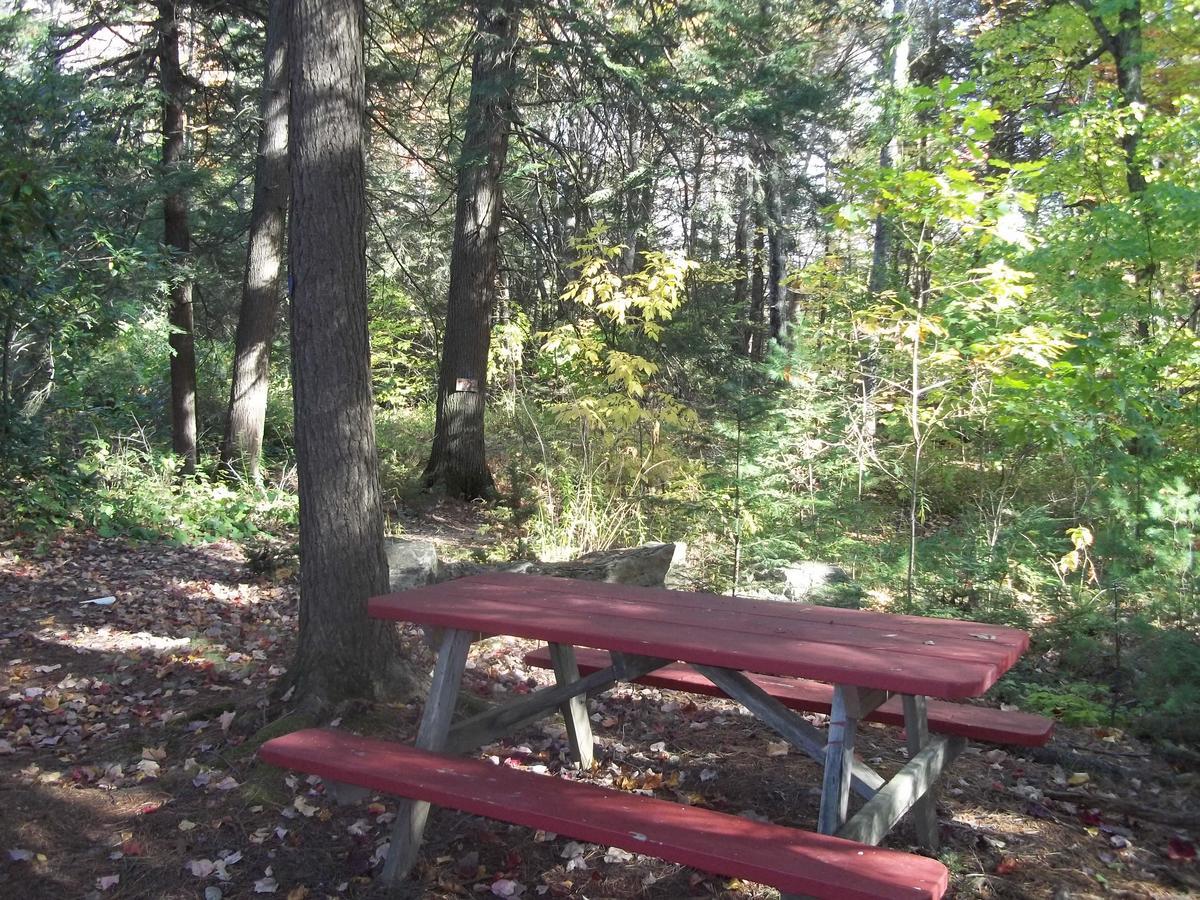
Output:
[531, 542, 686, 588]
[384, 538, 439, 591]
[779, 561, 862, 609]
[434, 542, 686, 589]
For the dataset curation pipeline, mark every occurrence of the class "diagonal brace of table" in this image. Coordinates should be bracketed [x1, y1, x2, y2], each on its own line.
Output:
[691, 665, 886, 801]
[691, 665, 955, 851]
[383, 632, 672, 884]
[446, 649, 670, 754]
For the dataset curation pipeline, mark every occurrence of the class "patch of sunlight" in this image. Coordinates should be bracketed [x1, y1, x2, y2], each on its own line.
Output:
[56, 626, 191, 655]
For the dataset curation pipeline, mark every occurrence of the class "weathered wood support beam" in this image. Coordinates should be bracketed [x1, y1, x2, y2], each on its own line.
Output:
[382, 627, 473, 883]
[903, 694, 940, 849]
[549, 643, 595, 769]
[446, 653, 669, 754]
[838, 735, 965, 846]
[691, 665, 883, 800]
[817, 685, 859, 834]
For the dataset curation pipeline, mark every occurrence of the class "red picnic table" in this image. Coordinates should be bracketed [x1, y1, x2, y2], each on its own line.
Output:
[262, 573, 1036, 900]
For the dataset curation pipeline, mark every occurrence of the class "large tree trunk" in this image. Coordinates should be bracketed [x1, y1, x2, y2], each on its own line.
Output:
[422, 0, 521, 500]
[158, 0, 197, 475]
[221, 0, 290, 481]
[287, 0, 405, 711]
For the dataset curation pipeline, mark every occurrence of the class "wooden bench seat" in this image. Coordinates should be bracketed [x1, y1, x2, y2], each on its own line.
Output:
[523, 647, 1054, 747]
[260, 728, 948, 900]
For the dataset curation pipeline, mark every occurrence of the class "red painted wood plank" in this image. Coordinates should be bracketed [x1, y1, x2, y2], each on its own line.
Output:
[473, 573, 1029, 649]
[459, 577, 1026, 668]
[369, 578, 1009, 697]
[523, 648, 1055, 747]
[261, 729, 948, 900]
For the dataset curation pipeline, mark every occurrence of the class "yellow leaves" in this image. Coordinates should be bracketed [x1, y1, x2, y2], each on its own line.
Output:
[1057, 526, 1098, 585]
[542, 230, 698, 448]
[615, 769, 680, 791]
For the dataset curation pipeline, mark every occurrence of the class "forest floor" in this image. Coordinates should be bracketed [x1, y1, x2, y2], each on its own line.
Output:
[2, 513, 1199, 900]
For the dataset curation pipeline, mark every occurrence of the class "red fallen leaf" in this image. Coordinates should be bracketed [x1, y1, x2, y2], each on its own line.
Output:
[135, 802, 162, 815]
[1079, 808, 1103, 826]
[1167, 837, 1196, 861]
[366, 803, 386, 816]
[994, 856, 1019, 875]
[120, 839, 145, 856]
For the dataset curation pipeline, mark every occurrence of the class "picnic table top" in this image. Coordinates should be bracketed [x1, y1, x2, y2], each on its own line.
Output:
[368, 573, 1029, 698]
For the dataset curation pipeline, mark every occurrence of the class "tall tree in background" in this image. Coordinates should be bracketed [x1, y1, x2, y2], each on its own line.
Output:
[858, 0, 910, 492]
[221, 0, 290, 481]
[422, 0, 522, 499]
[157, 0, 197, 474]
[287, 0, 402, 710]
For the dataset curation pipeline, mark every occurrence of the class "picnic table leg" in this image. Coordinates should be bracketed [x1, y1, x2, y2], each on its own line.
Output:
[548, 643, 595, 769]
[903, 694, 939, 850]
[382, 627, 473, 885]
[817, 685, 860, 835]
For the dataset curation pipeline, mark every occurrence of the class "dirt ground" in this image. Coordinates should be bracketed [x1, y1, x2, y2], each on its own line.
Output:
[2, 528, 1198, 899]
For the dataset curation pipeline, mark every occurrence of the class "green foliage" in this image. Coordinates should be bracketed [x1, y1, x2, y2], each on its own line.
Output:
[1021, 683, 1112, 727]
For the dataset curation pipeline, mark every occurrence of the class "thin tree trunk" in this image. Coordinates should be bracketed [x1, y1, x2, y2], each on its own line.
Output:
[733, 169, 750, 354]
[1077, 0, 1153, 337]
[287, 0, 405, 711]
[423, 0, 521, 500]
[221, 0, 290, 481]
[158, 0, 197, 474]
[0, 311, 11, 455]
[860, 0, 910, 494]
[749, 204, 766, 360]
[760, 141, 787, 344]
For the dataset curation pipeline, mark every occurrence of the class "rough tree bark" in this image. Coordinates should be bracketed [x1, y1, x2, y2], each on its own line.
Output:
[157, 0, 197, 474]
[287, 0, 407, 711]
[221, 0, 290, 481]
[423, 0, 521, 500]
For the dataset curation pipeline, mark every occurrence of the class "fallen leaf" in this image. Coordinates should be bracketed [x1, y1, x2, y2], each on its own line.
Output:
[219, 710, 236, 732]
[766, 740, 789, 757]
[994, 856, 1019, 875]
[1067, 772, 1090, 786]
[8, 848, 34, 862]
[189, 859, 216, 878]
[293, 796, 318, 818]
[1167, 837, 1196, 861]
[97, 874, 120, 890]
[254, 876, 278, 893]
